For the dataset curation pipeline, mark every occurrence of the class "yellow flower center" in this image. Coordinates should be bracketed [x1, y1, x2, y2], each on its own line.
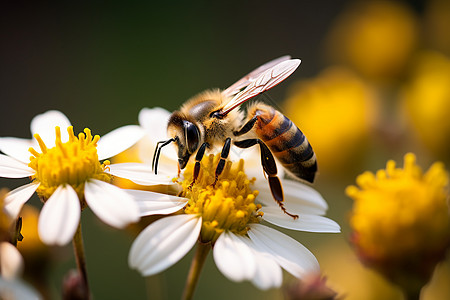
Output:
[346, 153, 450, 264]
[181, 154, 261, 243]
[28, 126, 111, 205]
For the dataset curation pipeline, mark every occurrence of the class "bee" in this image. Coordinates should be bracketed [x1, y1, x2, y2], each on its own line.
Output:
[153, 56, 317, 219]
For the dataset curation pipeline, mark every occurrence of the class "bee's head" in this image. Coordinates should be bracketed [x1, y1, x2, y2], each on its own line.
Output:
[167, 112, 200, 170]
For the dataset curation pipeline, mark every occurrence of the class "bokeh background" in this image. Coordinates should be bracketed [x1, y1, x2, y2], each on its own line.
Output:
[1, 0, 450, 299]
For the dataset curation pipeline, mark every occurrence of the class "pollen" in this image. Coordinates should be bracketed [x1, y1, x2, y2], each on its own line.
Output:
[346, 153, 450, 275]
[181, 154, 261, 243]
[28, 126, 111, 206]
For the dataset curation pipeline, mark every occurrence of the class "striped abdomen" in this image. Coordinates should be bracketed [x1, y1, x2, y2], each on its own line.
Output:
[252, 105, 317, 183]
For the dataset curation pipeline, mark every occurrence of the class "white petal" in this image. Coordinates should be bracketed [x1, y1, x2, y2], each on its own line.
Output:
[136, 136, 179, 169]
[0, 242, 24, 279]
[240, 238, 283, 290]
[248, 224, 319, 278]
[30, 110, 71, 147]
[138, 107, 178, 161]
[97, 125, 145, 160]
[5, 182, 40, 219]
[108, 163, 177, 186]
[0, 154, 35, 178]
[129, 214, 201, 276]
[251, 251, 282, 290]
[37, 185, 81, 246]
[255, 179, 328, 215]
[0, 277, 42, 300]
[228, 144, 258, 163]
[262, 207, 341, 233]
[0, 137, 34, 163]
[138, 107, 171, 141]
[125, 189, 188, 216]
[213, 232, 256, 282]
[84, 179, 140, 228]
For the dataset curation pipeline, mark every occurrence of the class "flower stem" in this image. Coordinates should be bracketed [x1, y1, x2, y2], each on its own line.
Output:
[72, 222, 90, 299]
[182, 241, 210, 300]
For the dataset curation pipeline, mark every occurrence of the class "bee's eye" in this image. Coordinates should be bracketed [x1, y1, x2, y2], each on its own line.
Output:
[183, 121, 200, 154]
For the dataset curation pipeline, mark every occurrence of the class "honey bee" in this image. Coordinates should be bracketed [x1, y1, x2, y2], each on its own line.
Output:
[153, 56, 317, 219]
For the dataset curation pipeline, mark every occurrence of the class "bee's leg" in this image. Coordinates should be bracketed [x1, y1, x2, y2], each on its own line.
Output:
[213, 137, 231, 186]
[190, 142, 209, 188]
[233, 115, 258, 136]
[234, 139, 299, 219]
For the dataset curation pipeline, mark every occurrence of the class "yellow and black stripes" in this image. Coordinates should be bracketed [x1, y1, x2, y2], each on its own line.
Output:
[252, 105, 317, 183]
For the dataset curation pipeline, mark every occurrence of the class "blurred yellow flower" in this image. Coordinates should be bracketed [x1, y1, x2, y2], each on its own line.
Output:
[346, 153, 450, 294]
[325, 1, 418, 82]
[401, 51, 450, 159]
[0, 189, 11, 240]
[284, 67, 374, 176]
[17, 205, 48, 260]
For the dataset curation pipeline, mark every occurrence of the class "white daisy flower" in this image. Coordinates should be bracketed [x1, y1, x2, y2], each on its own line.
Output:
[0, 110, 172, 246]
[128, 108, 340, 291]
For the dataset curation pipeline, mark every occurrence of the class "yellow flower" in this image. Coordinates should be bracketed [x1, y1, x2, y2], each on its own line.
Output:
[346, 153, 450, 292]
[16, 205, 48, 262]
[284, 67, 374, 175]
[29, 126, 112, 203]
[325, 1, 418, 82]
[0, 189, 11, 241]
[401, 51, 450, 159]
[180, 155, 261, 243]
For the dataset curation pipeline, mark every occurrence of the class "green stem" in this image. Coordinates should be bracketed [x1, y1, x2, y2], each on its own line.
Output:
[182, 242, 210, 300]
[73, 222, 90, 299]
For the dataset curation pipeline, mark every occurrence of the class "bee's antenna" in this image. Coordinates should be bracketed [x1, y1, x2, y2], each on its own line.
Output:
[152, 137, 177, 174]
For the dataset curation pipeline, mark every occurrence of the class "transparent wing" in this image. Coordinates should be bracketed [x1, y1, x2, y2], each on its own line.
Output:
[221, 59, 301, 115]
[222, 55, 292, 97]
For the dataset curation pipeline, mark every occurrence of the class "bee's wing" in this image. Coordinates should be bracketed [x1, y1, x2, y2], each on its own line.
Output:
[221, 59, 301, 115]
[222, 55, 292, 97]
